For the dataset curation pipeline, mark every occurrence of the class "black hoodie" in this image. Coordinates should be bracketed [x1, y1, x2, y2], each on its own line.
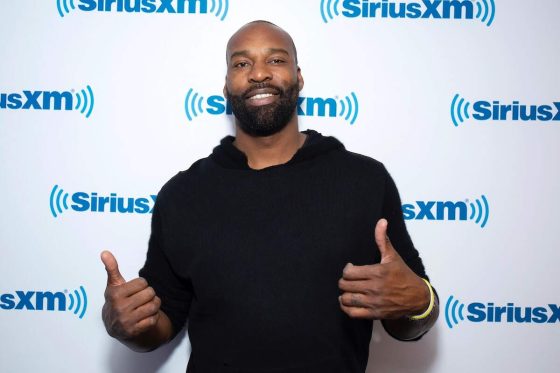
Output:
[140, 130, 428, 373]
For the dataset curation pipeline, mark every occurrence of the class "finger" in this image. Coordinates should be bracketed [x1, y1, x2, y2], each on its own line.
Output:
[338, 278, 371, 294]
[340, 292, 367, 308]
[127, 287, 157, 310]
[131, 297, 161, 322]
[101, 250, 126, 286]
[338, 296, 373, 319]
[374, 219, 398, 263]
[342, 263, 375, 281]
[113, 277, 150, 299]
[133, 312, 161, 333]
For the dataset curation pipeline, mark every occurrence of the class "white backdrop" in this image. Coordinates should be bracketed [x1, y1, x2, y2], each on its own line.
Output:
[1, 0, 559, 372]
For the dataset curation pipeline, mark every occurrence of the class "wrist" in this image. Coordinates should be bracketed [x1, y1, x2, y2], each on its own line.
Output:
[408, 278, 435, 321]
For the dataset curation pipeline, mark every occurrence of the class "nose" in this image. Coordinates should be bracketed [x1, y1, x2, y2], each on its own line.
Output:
[248, 61, 272, 83]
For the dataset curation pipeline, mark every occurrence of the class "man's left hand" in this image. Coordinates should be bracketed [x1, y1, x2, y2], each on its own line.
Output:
[338, 219, 430, 320]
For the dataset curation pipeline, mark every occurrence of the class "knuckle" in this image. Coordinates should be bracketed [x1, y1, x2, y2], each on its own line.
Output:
[153, 296, 162, 308]
[350, 293, 364, 307]
[343, 266, 354, 278]
[149, 314, 159, 325]
[146, 303, 158, 315]
[377, 266, 388, 277]
[142, 316, 156, 330]
[365, 286, 377, 296]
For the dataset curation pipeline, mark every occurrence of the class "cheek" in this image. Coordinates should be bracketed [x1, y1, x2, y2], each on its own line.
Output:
[226, 75, 246, 94]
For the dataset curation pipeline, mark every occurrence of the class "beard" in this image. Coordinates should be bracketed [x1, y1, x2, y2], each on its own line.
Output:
[226, 81, 299, 137]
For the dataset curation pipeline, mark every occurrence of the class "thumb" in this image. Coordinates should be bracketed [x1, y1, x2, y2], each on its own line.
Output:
[375, 219, 398, 263]
[100, 250, 126, 286]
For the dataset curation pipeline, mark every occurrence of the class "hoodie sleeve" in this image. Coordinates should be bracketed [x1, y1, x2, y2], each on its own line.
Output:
[139, 195, 193, 339]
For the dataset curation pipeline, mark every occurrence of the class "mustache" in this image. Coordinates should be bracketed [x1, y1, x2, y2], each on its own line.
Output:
[242, 83, 282, 98]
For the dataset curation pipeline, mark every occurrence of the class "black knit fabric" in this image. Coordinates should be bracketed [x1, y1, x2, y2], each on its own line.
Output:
[139, 130, 429, 373]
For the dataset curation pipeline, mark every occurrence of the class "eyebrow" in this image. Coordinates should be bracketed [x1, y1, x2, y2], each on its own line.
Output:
[229, 48, 291, 61]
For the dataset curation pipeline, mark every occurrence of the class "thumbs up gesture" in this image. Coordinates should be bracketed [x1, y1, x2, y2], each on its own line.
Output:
[338, 219, 430, 320]
[101, 251, 162, 340]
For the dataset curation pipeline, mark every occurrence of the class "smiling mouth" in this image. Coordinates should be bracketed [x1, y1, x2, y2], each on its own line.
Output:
[248, 93, 277, 100]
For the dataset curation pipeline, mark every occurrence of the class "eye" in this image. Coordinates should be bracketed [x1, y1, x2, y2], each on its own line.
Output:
[232, 61, 250, 68]
[269, 58, 286, 64]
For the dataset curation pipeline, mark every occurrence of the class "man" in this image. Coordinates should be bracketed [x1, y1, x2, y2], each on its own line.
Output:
[101, 20, 439, 372]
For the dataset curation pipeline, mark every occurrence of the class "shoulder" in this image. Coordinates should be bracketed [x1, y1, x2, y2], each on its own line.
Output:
[330, 147, 389, 179]
[156, 157, 212, 204]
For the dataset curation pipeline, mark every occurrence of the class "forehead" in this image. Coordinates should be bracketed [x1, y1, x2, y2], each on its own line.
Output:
[226, 24, 295, 61]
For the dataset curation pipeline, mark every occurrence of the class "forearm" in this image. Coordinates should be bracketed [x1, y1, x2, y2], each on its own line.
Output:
[381, 296, 439, 341]
[119, 310, 175, 352]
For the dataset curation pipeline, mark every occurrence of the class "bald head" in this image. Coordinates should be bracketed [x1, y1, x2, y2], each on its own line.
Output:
[223, 21, 304, 137]
[226, 21, 299, 66]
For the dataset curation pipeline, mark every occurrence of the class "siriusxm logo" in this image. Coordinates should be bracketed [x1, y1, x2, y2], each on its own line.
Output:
[451, 94, 560, 127]
[320, 0, 495, 26]
[1, 286, 87, 319]
[185, 88, 360, 125]
[445, 295, 560, 329]
[50, 185, 156, 218]
[0, 86, 94, 118]
[402, 195, 489, 228]
[56, 0, 229, 20]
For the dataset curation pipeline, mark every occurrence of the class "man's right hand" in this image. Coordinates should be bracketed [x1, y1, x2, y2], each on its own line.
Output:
[101, 250, 162, 341]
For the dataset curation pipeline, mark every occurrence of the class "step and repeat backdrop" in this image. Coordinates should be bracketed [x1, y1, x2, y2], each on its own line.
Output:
[1, 1, 559, 372]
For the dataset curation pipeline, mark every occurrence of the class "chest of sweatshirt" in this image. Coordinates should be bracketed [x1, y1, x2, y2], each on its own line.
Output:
[157, 151, 388, 311]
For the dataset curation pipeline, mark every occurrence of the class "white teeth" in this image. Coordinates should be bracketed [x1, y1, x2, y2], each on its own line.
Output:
[249, 93, 274, 100]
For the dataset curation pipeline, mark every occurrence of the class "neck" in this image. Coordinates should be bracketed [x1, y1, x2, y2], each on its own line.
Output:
[233, 118, 306, 170]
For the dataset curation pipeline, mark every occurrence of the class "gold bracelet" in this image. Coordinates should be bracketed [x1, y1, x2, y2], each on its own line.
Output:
[409, 278, 435, 321]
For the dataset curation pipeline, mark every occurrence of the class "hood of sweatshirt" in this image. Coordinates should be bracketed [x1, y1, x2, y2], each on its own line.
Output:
[209, 130, 345, 171]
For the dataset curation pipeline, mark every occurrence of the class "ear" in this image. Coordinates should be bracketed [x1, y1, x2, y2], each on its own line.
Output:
[297, 67, 304, 91]
[223, 78, 227, 98]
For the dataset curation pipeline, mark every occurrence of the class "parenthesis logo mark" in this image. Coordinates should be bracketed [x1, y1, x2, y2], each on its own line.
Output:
[56, 0, 76, 18]
[445, 295, 465, 329]
[50, 185, 70, 218]
[210, 0, 229, 21]
[67, 286, 88, 319]
[74, 85, 94, 118]
[468, 194, 490, 228]
[338, 92, 359, 125]
[320, 0, 340, 23]
[185, 88, 205, 122]
[450, 93, 471, 127]
[475, 0, 495, 27]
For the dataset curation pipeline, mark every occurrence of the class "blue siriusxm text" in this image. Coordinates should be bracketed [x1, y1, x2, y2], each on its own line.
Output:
[321, 0, 496, 26]
[0, 86, 94, 118]
[50, 185, 155, 218]
[472, 101, 560, 121]
[343, 0, 475, 19]
[57, 0, 229, 20]
[78, 0, 209, 13]
[72, 192, 155, 213]
[451, 94, 559, 126]
[185, 89, 360, 124]
[1, 286, 87, 319]
[445, 295, 560, 329]
[402, 195, 489, 228]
